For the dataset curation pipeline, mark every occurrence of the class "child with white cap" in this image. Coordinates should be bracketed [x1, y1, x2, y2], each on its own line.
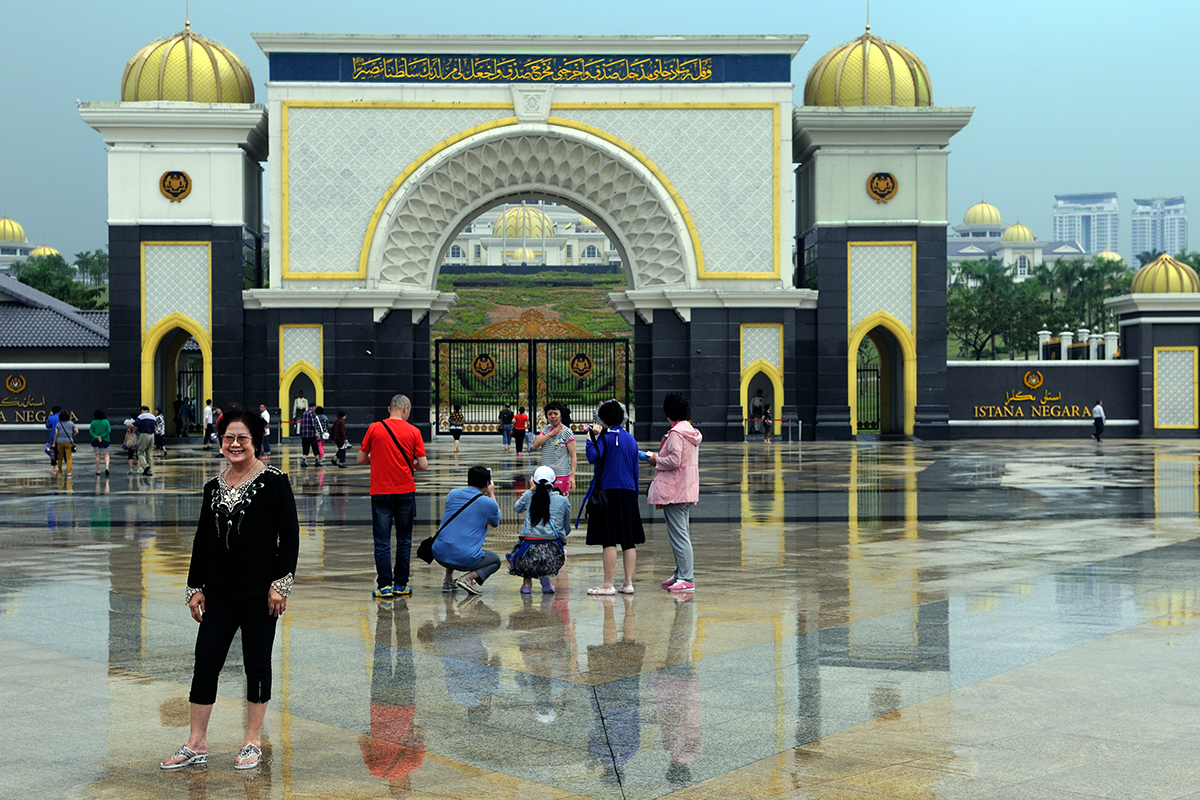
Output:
[508, 465, 572, 594]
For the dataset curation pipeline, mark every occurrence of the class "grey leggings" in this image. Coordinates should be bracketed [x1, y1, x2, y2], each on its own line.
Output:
[662, 503, 694, 582]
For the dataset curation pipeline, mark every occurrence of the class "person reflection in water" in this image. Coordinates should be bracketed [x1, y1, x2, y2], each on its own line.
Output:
[651, 595, 701, 785]
[417, 595, 502, 723]
[361, 602, 425, 790]
[586, 596, 644, 779]
[508, 593, 571, 724]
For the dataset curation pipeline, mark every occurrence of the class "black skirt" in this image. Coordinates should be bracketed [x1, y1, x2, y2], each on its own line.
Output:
[585, 488, 645, 548]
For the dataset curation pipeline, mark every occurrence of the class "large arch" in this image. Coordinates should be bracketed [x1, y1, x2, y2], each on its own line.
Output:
[363, 123, 699, 292]
[848, 311, 916, 436]
[141, 312, 212, 411]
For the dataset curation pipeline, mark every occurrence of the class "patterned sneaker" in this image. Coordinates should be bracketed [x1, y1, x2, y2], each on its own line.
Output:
[393, 585, 413, 596]
[373, 585, 394, 599]
[665, 580, 695, 592]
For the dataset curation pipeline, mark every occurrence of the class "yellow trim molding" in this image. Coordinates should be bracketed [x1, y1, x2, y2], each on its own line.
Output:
[140, 241, 212, 409]
[1153, 346, 1199, 429]
[278, 323, 325, 417]
[739, 322, 785, 436]
[548, 104, 782, 280]
[848, 311, 917, 436]
[141, 313, 212, 409]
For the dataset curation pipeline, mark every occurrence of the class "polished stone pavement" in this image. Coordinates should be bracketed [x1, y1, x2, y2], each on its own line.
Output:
[3, 437, 1200, 799]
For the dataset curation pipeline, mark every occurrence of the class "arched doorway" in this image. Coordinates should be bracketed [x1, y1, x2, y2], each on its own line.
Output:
[280, 367, 320, 436]
[848, 314, 915, 436]
[141, 314, 211, 419]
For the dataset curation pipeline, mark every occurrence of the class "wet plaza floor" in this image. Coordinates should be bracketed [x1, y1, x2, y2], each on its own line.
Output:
[3, 437, 1200, 799]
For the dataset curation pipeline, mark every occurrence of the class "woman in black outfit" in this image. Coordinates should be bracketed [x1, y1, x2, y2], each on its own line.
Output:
[160, 407, 299, 771]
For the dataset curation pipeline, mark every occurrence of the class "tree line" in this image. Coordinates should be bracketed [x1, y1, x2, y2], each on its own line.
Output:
[7, 249, 108, 310]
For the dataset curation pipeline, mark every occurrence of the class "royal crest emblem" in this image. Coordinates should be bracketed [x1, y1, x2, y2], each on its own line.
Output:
[1023, 371, 1044, 390]
[5, 374, 26, 394]
[568, 352, 594, 379]
[160, 171, 192, 202]
[472, 353, 497, 380]
[867, 172, 898, 204]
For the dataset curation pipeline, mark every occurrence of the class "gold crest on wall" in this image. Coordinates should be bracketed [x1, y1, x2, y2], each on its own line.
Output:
[160, 171, 192, 202]
[867, 172, 897, 204]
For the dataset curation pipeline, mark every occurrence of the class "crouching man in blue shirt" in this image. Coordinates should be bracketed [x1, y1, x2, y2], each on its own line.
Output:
[433, 466, 502, 595]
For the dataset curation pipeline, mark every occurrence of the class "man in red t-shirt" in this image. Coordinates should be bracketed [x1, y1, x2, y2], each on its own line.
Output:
[358, 394, 428, 598]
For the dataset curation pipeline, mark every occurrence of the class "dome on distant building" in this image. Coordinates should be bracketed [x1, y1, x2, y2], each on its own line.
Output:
[1131, 254, 1200, 293]
[964, 201, 1001, 226]
[0, 216, 26, 243]
[804, 27, 932, 107]
[493, 206, 556, 239]
[121, 24, 254, 103]
[30, 244, 60, 258]
[1095, 250, 1125, 265]
[1001, 223, 1035, 243]
[578, 216, 595, 229]
[510, 247, 538, 262]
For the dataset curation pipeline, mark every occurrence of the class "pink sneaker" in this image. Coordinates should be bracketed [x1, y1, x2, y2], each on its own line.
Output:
[665, 580, 694, 592]
[661, 577, 678, 587]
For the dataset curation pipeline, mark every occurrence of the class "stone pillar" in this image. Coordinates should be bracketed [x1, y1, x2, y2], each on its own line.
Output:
[1060, 330, 1073, 361]
[1037, 328, 1051, 359]
[1088, 332, 1102, 361]
[1104, 330, 1119, 360]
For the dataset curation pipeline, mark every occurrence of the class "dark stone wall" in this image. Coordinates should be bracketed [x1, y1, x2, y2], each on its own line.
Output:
[108, 224, 245, 414]
[1122, 320, 1200, 438]
[945, 361, 1138, 438]
[0, 365, 112, 444]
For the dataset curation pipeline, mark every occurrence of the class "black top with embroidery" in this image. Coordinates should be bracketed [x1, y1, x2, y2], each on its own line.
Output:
[187, 466, 299, 594]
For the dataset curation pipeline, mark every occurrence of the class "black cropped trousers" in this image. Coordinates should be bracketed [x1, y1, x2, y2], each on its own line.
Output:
[189, 588, 278, 706]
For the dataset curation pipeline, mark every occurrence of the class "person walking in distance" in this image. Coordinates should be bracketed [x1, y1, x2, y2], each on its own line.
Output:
[154, 407, 168, 457]
[201, 400, 215, 451]
[258, 404, 272, 458]
[52, 409, 77, 476]
[749, 389, 765, 437]
[90, 408, 111, 476]
[448, 404, 465, 454]
[359, 395, 429, 598]
[331, 410, 349, 467]
[512, 406, 529, 455]
[299, 405, 320, 467]
[292, 390, 308, 437]
[1092, 400, 1105, 443]
[136, 406, 157, 476]
[646, 394, 702, 592]
[498, 403, 515, 452]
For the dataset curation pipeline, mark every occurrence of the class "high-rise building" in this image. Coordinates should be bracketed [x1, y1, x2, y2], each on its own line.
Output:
[1132, 197, 1187, 260]
[1052, 192, 1119, 255]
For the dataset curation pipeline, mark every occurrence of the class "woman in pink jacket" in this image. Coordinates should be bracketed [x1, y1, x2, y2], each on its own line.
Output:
[646, 393, 702, 592]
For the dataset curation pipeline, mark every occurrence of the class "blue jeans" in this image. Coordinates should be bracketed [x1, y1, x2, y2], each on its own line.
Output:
[500, 424, 513, 446]
[371, 493, 416, 589]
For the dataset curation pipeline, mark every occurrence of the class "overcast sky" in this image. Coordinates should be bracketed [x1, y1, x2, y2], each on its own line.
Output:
[3, 0, 1196, 263]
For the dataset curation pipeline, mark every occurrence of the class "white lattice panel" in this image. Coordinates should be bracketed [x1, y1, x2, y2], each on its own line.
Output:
[287, 107, 511, 275]
[742, 325, 781, 372]
[1156, 349, 1196, 427]
[282, 326, 323, 374]
[562, 109, 776, 274]
[849, 244, 913, 332]
[144, 244, 209, 332]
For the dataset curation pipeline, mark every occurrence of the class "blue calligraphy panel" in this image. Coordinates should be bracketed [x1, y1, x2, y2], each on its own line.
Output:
[269, 53, 791, 84]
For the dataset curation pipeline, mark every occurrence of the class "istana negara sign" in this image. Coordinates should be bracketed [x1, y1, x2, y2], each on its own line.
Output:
[972, 371, 1090, 419]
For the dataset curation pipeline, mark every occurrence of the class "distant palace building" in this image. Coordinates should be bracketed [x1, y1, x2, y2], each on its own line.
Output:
[0, 217, 35, 273]
[440, 201, 619, 274]
[1052, 192, 1119, 256]
[1131, 197, 1187, 259]
[947, 201, 1088, 282]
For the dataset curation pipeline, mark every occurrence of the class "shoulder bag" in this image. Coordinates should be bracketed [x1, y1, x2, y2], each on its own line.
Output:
[377, 419, 414, 474]
[417, 492, 484, 564]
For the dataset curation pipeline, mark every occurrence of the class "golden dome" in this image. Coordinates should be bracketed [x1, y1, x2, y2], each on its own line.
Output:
[804, 27, 932, 107]
[1131, 254, 1200, 293]
[1001, 223, 1035, 243]
[0, 216, 26, 243]
[578, 216, 595, 229]
[1095, 250, 1125, 265]
[121, 25, 254, 103]
[493, 206, 556, 239]
[30, 244, 60, 258]
[964, 201, 1001, 226]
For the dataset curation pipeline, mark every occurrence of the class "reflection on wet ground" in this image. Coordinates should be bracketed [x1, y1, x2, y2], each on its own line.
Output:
[2, 439, 1199, 799]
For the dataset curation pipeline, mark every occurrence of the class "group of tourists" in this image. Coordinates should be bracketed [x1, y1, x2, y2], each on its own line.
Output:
[158, 389, 701, 772]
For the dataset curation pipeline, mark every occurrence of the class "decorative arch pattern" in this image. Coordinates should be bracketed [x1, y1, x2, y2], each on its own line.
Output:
[369, 126, 694, 290]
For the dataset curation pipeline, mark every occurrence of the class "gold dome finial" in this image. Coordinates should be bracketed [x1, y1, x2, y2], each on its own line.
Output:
[805, 28, 932, 107]
[121, 24, 254, 103]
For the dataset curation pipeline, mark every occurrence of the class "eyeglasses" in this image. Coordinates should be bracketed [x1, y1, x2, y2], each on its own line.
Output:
[221, 434, 253, 445]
